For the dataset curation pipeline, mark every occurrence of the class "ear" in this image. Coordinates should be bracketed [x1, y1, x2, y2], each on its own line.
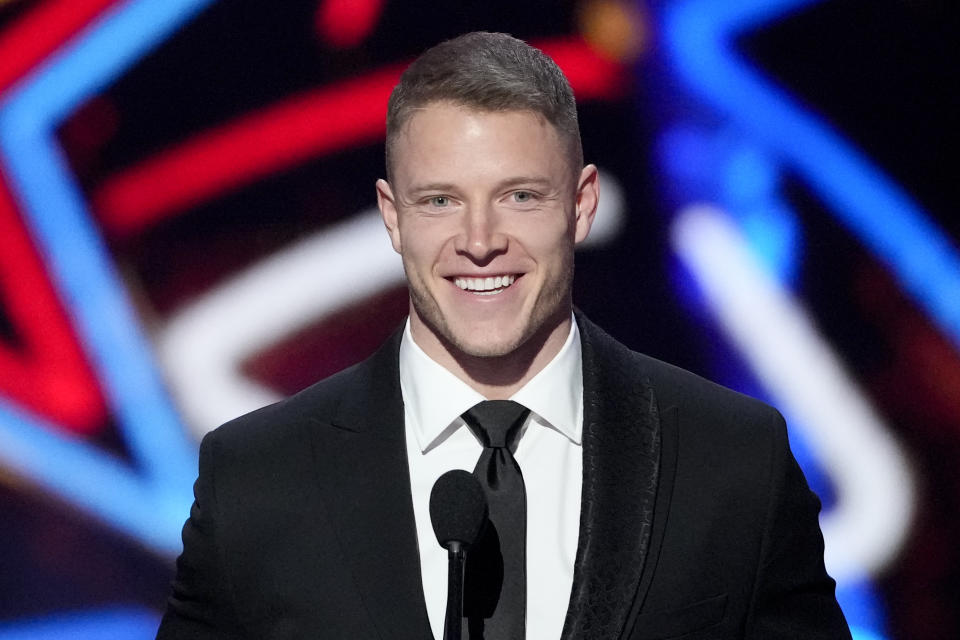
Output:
[376, 178, 403, 254]
[573, 164, 599, 245]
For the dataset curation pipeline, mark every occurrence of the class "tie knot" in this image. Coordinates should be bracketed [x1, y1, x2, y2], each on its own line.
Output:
[462, 400, 530, 449]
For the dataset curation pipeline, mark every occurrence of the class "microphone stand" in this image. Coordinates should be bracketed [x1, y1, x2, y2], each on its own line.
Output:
[443, 540, 466, 640]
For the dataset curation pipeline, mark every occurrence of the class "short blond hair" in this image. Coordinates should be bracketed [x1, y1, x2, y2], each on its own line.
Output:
[385, 32, 583, 181]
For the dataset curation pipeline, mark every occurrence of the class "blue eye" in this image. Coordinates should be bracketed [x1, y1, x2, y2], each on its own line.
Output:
[513, 191, 533, 203]
[429, 196, 449, 206]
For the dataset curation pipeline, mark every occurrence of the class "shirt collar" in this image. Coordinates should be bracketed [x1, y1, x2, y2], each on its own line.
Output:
[511, 318, 583, 446]
[399, 315, 583, 453]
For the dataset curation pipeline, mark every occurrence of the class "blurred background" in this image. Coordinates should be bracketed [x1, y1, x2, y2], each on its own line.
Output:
[0, 0, 954, 637]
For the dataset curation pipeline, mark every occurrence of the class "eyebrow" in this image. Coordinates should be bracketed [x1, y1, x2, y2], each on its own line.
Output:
[497, 176, 554, 189]
[407, 176, 555, 194]
[407, 182, 458, 194]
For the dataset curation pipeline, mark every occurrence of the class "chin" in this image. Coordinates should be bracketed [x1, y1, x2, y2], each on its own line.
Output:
[447, 332, 526, 359]
[410, 286, 566, 362]
[431, 314, 523, 357]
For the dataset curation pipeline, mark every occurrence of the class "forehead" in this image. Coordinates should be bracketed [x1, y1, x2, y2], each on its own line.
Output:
[391, 103, 571, 186]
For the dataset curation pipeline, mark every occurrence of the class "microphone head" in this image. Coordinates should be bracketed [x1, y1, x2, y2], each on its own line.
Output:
[429, 469, 488, 549]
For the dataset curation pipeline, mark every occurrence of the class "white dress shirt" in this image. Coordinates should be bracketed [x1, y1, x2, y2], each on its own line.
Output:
[400, 317, 584, 640]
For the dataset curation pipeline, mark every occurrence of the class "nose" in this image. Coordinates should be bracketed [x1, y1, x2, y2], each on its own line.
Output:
[455, 205, 507, 262]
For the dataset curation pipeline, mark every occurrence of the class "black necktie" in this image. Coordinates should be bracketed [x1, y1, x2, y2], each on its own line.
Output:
[460, 400, 530, 639]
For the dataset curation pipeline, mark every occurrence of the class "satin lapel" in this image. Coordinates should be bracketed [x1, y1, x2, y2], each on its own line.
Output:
[561, 314, 663, 640]
[624, 405, 679, 636]
[308, 332, 432, 640]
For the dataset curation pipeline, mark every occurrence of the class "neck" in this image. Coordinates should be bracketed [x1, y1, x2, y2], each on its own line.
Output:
[411, 311, 572, 400]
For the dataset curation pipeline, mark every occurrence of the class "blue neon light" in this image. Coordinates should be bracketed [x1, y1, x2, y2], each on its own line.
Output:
[0, 608, 159, 640]
[850, 629, 886, 640]
[663, 0, 960, 350]
[0, 0, 215, 555]
[656, 0, 941, 635]
[659, 124, 800, 282]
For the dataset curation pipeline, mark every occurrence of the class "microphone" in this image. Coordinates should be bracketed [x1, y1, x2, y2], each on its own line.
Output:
[430, 470, 488, 640]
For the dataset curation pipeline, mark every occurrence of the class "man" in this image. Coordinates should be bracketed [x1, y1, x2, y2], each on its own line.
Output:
[157, 32, 850, 639]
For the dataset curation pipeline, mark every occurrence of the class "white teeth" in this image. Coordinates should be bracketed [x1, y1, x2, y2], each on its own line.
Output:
[453, 274, 517, 293]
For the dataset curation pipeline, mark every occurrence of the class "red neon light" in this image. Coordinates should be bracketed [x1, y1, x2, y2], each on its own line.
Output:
[541, 39, 624, 100]
[94, 66, 401, 235]
[0, 175, 107, 433]
[0, 0, 119, 92]
[0, 0, 121, 434]
[93, 37, 623, 237]
[315, 0, 384, 49]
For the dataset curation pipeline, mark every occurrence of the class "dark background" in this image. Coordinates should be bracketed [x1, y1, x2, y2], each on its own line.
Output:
[0, 0, 954, 638]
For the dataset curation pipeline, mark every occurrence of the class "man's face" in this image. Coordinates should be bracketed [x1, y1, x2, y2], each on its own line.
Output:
[378, 103, 597, 362]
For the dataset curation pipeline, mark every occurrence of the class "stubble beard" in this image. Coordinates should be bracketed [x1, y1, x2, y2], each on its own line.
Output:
[404, 255, 575, 362]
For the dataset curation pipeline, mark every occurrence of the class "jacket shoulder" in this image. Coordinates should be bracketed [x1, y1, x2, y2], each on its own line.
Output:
[576, 311, 778, 425]
[638, 350, 778, 423]
[206, 358, 362, 450]
[204, 323, 402, 462]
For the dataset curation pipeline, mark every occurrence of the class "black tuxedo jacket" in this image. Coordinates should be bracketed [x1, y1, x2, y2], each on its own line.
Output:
[157, 314, 850, 639]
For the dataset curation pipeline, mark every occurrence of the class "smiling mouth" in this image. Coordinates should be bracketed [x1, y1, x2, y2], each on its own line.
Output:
[452, 274, 518, 296]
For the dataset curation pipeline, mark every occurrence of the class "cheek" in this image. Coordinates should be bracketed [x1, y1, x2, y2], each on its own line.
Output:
[517, 219, 574, 261]
[399, 224, 449, 270]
